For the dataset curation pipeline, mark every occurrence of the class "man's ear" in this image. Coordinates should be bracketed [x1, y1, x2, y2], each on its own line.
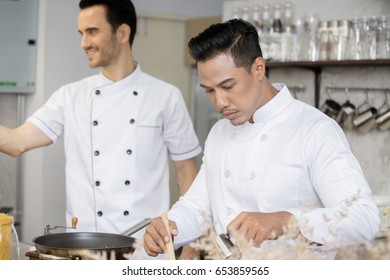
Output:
[118, 23, 131, 44]
[253, 57, 265, 80]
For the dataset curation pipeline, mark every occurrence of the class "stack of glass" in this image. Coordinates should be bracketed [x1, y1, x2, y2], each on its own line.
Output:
[230, 2, 390, 62]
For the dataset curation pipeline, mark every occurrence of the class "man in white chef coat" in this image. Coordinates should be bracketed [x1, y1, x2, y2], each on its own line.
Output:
[0, 0, 201, 251]
[143, 19, 380, 259]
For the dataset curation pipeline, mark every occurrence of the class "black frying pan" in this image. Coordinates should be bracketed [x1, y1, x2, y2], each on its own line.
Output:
[32, 218, 151, 260]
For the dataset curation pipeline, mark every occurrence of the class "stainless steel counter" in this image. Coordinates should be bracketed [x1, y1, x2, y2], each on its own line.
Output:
[19, 242, 34, 260]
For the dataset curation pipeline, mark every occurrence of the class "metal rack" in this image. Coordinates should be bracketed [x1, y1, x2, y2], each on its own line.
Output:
[266, 59, 390, 108]
[325, 86, 390, 94]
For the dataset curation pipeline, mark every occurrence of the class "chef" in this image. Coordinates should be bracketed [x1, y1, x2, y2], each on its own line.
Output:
[143, 19, 380, 259]
[0, 0, 201, 238]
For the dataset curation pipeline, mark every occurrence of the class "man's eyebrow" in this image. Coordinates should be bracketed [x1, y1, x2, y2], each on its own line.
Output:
[200, 78, 235, 89]
[78, 27, 99, 34]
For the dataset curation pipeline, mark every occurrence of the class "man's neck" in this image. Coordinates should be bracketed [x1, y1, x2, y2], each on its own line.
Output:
[100, 50, 136, 82]
[100, 62, 136, 82]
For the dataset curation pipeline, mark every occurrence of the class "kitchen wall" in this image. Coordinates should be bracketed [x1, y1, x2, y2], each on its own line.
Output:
[132, 0, 225, 17]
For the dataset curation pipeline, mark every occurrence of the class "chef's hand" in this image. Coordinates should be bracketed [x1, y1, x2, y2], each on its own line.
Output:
[227, 211, 297, 246]
[143, 217, 178, 256]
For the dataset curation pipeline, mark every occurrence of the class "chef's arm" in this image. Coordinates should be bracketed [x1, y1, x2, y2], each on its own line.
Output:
[299, 121, 380, 247]
[172, 158, 198, 196]
[0, 121, 52, 157]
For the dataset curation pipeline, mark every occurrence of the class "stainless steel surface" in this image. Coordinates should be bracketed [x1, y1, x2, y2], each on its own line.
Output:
[121, 218, 151, 236]
[216, 234, 235, 259]
[32, 218, 151, 260]
[33, 232, 136, 259]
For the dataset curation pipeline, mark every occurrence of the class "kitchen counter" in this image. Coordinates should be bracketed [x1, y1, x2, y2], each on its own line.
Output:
[20, 232, 389, 260]
[19, 242, 34, 260]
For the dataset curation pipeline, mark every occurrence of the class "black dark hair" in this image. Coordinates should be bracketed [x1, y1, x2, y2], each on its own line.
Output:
[79, 0, 137, 47]
[188, 19, 263, 73]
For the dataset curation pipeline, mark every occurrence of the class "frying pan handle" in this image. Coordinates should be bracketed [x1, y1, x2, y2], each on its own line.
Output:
[38, 253, 72, 260]
[121, 218, 151, 236]
[38, 253, 82, 260]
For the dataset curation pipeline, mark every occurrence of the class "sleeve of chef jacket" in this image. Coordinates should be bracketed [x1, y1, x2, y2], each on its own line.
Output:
[289, 119, 380, 248]
[168, 164, 213, 248]
[162, 88, 201, 161]
[27, 87, 65, 143]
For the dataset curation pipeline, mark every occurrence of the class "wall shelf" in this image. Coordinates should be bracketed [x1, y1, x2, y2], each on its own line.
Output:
[266, 59, 390, 69]
[265, 60, 390, 108]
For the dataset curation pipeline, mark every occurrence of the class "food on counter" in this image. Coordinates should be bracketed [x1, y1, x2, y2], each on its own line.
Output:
[0, 213, 13, 259]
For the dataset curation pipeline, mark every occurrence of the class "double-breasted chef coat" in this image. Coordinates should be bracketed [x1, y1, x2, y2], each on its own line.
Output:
[28, 64, 201, 235]
[169, 83, 379, 252]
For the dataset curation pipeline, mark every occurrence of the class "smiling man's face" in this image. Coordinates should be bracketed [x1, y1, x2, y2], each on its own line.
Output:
[78, 4, 121, 69]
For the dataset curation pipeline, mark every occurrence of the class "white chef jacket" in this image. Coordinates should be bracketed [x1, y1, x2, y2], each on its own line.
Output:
[169, 83, 379, 251]
[28, 64, 201, 235]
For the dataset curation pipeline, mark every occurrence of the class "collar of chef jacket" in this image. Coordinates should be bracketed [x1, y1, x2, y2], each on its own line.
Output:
[94, 63, 142, 96]
[252, 83, 293, 124]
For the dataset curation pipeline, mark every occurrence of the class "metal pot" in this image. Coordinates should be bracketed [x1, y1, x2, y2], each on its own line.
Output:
[32, 218, 151, 260]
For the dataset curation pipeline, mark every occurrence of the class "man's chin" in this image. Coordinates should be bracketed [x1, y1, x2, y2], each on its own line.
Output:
[230, 119, 246, 126]
[88, 62, 99, 68]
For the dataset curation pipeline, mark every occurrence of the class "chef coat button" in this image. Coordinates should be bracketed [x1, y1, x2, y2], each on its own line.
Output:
[94, 150, 100, 156]
[97, 211, 103, 217]
[224, 170, 230, 178]
[95, 181, 100, 187]
[261, 134, 267, 142]
[133, 91, 138, 96]
[95, 90, 101, 95]
[126, 149, 132, 155]
[123, 211, 129, 216]
[249, 173, 256, 180]
[93, 120, 98, 126]
[231, 133, 237, 139]
[129, 119, 135, 124]
[125, 180, 131, 186]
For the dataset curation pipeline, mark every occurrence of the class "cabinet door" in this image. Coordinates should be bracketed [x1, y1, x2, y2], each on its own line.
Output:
[0, 0, 38, 94]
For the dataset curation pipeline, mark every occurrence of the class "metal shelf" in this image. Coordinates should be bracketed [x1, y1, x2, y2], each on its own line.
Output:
[265, 60, 390, 108]
[266, 59, 390, 69]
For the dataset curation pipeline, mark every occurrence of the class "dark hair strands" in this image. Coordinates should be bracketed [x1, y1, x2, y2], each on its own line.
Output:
[188, 19, 263, 72]
[79, 0, 137, 47]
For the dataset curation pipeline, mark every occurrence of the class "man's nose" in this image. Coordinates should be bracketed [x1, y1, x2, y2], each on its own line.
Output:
[80, 35, 89, 49]
[215, 91, 229, 110]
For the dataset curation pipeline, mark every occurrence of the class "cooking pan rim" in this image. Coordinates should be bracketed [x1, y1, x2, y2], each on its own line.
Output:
[32, 231, 136, 250]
